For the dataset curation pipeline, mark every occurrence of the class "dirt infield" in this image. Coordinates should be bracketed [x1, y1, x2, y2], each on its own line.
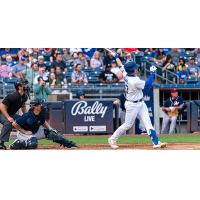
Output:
[35, 143, 200, 150]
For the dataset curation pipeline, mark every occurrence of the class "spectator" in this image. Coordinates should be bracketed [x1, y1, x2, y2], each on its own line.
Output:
[144, 48, 157, 57]
[12, 56, 27, 79]
[26, 61, 39, 86]
[74, 50, 88, 68]
[161, 89, 184, 134]
[51, 52, 66, 70]
[50, 48, 57, 62]
[5, 55, 14, 68]
[54, 66, 67, 87]
[124, 52, 134, 63]
[90, 51, 104, 69]
[195, 48, 200, 65]
[168, 48, 181, 66]
[49, 72, 56, 88]
[110, 60, 126, 82]
[33, 65, 48, 84]
[99, 65, 118, 83]
[162, 55, 176, 82]
[103, 51, 115, 66]
[188, 57, 197, 68]
[29, 48, 39, 61]
[187, 58, 200, 79]
[18, 48, 29, 60]
[33, 76, 52, 102]
[116, 49, 126, 64]
[177, 58, 188, 71]
[0, 58, 12, 78]
[38, 55, 45, 67]
[76, 90, 85, 100]
[153, 48, 166, 63]
[0, 48, 18, 62]
[177, 65, 189, 84]
[71, 63, 88, 84]
[62, 48, 73, 64]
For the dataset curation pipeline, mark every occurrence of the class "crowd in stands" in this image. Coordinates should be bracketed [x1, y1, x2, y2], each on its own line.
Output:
[0, 48, 200, 100]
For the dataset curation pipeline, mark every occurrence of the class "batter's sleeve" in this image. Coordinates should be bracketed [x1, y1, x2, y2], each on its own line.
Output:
[144, 73, 155, 87]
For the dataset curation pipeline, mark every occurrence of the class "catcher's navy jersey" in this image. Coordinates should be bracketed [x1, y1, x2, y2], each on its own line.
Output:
[16, 108, 46, 133]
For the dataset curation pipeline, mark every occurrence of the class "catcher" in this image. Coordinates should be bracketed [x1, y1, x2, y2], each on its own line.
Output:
[10, 100, 78, 149]
[161, 88, 184, 134]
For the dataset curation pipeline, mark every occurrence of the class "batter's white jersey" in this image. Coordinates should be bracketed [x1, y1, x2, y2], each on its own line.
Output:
[118, 65, 145, 101]
[125, 75, 145, 101]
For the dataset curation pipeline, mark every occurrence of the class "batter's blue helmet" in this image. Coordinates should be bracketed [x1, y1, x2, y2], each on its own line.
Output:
[124, 61, 139, 74]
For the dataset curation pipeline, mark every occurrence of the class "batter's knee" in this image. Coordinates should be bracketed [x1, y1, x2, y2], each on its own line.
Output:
[122, 123, 133, 131]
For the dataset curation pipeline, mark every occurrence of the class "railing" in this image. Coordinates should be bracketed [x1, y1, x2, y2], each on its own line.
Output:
[141, 59, 179, 84]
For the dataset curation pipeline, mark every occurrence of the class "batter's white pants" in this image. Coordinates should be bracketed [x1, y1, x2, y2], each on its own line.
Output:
[110, 101, 154, 141]
[161, 112, 177, 134]
[17, 127, 46, 142]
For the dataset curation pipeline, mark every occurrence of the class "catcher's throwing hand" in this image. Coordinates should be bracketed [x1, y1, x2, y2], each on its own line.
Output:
[150, 65, 157, 73]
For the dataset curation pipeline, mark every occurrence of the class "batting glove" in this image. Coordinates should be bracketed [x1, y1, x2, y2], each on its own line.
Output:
[150, 65, 157, 73]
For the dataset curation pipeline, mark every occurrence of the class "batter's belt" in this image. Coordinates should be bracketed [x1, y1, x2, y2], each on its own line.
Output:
[126, 98, 143, 103]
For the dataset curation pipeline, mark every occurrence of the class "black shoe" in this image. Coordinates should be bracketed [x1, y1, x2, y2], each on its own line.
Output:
[0, 142, 7, 150]
[63, 141, 79, 149]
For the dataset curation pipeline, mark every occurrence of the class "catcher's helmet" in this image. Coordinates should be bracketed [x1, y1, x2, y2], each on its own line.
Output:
[32, 99, 45, 107]
[14, 79, 29, 90]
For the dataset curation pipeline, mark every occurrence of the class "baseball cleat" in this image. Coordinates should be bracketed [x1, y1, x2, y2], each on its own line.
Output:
[62, 141, 80, 149]
[108, 138, 119, 149]
[153, 142, 167, 149]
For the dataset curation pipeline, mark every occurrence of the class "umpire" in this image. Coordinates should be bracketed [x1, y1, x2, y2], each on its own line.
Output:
[0, 80, 28, 149]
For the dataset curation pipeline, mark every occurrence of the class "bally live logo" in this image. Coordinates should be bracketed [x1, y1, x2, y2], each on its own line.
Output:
[71, 101, 108, 122]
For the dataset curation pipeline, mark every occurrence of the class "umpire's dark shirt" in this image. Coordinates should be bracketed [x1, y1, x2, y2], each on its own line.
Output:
[2, 91, 28, 115]
[16, 108, 46, 134]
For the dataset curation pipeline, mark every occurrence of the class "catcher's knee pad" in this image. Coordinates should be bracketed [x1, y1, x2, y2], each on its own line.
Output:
[26, 137, 38, 149]
[10, 139, 26, 150]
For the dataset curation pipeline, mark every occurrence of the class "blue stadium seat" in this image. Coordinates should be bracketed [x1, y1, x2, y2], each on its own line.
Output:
[3, 77, 18, 83]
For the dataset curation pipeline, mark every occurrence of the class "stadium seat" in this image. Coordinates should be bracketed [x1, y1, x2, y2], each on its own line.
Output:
[3, 77, 18, 83]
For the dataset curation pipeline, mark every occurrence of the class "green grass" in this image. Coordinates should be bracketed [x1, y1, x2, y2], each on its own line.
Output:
[5, 134, 200, 146]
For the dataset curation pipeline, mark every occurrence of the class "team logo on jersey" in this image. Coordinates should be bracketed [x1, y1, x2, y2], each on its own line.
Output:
[174, 101, 179, 106]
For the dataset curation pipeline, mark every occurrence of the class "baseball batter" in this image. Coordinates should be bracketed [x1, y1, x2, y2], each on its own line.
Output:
[108, 52, 167, 149]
